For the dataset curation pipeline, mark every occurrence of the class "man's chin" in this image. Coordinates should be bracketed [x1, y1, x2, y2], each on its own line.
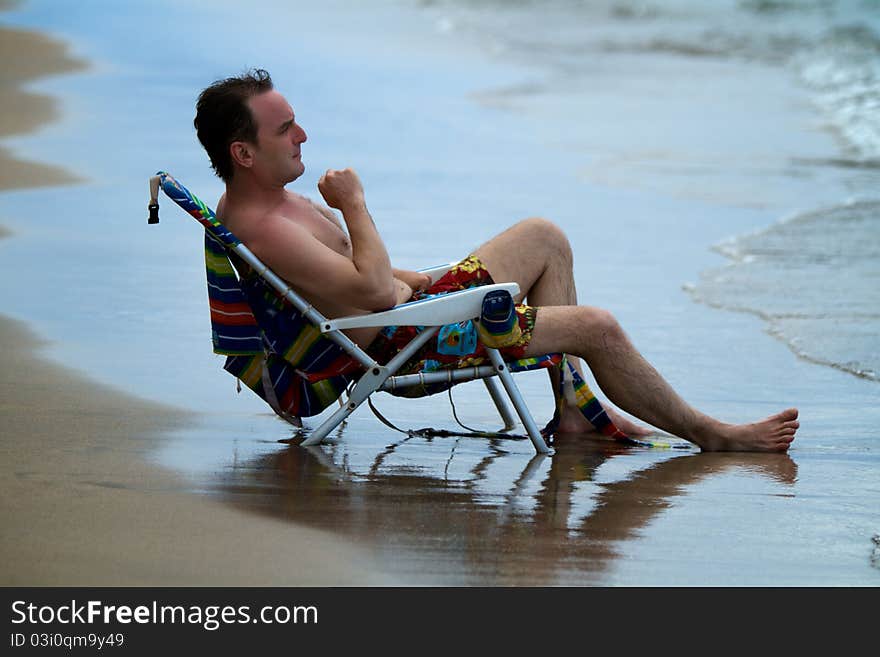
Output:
[290, 162, 305, 181]
[284, 166, 305, 185]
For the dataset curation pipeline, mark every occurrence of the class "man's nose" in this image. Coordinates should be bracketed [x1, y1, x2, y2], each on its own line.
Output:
[293, 123, 307, 144]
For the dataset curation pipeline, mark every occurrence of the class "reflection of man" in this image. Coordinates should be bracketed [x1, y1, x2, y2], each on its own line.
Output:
[194, 69, 799, 452]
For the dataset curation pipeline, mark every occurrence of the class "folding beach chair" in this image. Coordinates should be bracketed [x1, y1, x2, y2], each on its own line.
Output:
[148, 171, 655, 455]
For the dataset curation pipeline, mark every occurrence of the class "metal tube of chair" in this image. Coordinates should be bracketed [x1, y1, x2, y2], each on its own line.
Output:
[485, 348, 551, 455]
[380, 363, 497, 391]
[300, 327, 441, 446]
[381, 326, 440, 374]
[483, 377, 518, 431]
[300, 400, 358, 446]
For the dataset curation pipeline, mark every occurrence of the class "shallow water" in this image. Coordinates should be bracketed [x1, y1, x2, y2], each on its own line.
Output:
[1, 0, 878, 585]
[689, 200, 880, 381]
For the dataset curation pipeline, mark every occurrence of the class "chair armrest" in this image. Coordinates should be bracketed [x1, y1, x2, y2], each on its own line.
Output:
[319, 282, 520, 332]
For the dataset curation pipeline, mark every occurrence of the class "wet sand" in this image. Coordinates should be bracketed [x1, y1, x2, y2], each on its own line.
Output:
[0, 14, 385, 586]
[211, 431, 801, 585]
[0, 19, 85, 190]
[0, 317, 389, 585]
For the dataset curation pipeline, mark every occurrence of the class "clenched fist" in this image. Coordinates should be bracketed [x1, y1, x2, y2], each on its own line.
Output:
[318, 168, 366, 214]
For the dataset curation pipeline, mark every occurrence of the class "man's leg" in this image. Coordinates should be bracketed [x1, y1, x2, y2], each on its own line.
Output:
[472, 217, 576, 308]
[473, 218, 799, 452]
[523, 306, 798, 451]
[473, 218, 648, 435]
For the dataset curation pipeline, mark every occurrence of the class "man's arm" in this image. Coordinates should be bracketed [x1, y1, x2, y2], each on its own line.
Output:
[307, 190, 430, 297]
[248, 169, 398, 312]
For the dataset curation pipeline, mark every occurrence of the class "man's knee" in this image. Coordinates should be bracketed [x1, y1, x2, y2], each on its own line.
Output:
[519, 217, 572, 261]
[579, 306, 625, 345]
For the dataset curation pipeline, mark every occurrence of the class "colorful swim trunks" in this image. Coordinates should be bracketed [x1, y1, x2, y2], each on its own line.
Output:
[366, 255, 537, 378]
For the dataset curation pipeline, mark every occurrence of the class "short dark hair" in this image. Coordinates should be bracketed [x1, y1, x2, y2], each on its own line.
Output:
[194, 68, 274, 182]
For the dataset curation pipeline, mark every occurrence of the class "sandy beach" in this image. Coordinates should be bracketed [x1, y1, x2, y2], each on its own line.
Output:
[0, 11, 384, 587]
[0, 15, 84, 190]
[1, 0, 877, 587]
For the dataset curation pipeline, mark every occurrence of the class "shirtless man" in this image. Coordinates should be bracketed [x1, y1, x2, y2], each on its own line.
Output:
[194, 69, 799, 452]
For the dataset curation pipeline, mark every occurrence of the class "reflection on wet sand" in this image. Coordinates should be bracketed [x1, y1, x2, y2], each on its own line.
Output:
[213, 429, 797, 585]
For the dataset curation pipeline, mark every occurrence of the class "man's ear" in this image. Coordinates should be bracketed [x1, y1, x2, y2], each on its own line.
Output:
[230, 141, 254, 169]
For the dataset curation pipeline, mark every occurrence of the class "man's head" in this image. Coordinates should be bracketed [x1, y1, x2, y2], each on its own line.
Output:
[194, 68, 307, 184]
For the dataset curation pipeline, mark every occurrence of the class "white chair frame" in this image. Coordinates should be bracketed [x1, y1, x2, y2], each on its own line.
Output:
[231, 246, 551, 454]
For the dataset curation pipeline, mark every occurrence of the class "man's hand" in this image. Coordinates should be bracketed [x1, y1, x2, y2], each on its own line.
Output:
[393, 268, 432, 294]
[394, 279, 415, 306]
[318, 168, 366, 215]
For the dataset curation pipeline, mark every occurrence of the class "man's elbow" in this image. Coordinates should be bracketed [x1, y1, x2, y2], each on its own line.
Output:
[367, 287, 399, 312]
[357, 282, 398, 312]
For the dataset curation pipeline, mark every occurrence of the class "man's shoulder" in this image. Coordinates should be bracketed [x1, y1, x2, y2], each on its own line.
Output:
[222, 190, 340, 252]
[217, 198, 283, 247]
[252, 206, 310, 241]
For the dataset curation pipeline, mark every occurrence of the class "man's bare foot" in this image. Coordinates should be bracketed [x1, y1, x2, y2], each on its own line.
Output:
[552, 402, 654, 437]
[697, 408, 799, 453]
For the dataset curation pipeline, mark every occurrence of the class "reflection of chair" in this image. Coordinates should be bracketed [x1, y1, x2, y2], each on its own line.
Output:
[148, 171, 640, 455]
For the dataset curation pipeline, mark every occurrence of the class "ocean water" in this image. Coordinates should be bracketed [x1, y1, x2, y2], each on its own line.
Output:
[688, 200, 880, 381]
[420, 0, 880, 388]
[1, 0, 878, 584]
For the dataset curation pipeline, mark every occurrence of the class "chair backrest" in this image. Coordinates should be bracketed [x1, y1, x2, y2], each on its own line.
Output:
[154, 171, 359, 419]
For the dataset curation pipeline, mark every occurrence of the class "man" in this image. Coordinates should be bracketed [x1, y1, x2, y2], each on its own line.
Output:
[194, 69, 799, 452]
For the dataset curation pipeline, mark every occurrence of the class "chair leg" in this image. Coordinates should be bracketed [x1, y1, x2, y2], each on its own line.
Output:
[300, 366, 384, 446]
[483, 377, 518, 431]
[300, 327, 441, 447]
[299, 396, 363, 446]
[485, 348, 552, 455]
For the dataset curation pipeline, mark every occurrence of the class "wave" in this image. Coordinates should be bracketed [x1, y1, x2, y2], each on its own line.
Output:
[425, 0, 880, 159]
[687, 200, 880, 381]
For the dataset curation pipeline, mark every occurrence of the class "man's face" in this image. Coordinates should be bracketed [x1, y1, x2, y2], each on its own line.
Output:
[246, 90, 308, 184]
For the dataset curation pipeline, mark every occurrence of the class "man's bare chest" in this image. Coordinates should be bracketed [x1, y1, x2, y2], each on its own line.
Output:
[283, 196, 351, 257]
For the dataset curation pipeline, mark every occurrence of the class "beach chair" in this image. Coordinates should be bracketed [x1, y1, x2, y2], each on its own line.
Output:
[148, 171, 648, 455]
